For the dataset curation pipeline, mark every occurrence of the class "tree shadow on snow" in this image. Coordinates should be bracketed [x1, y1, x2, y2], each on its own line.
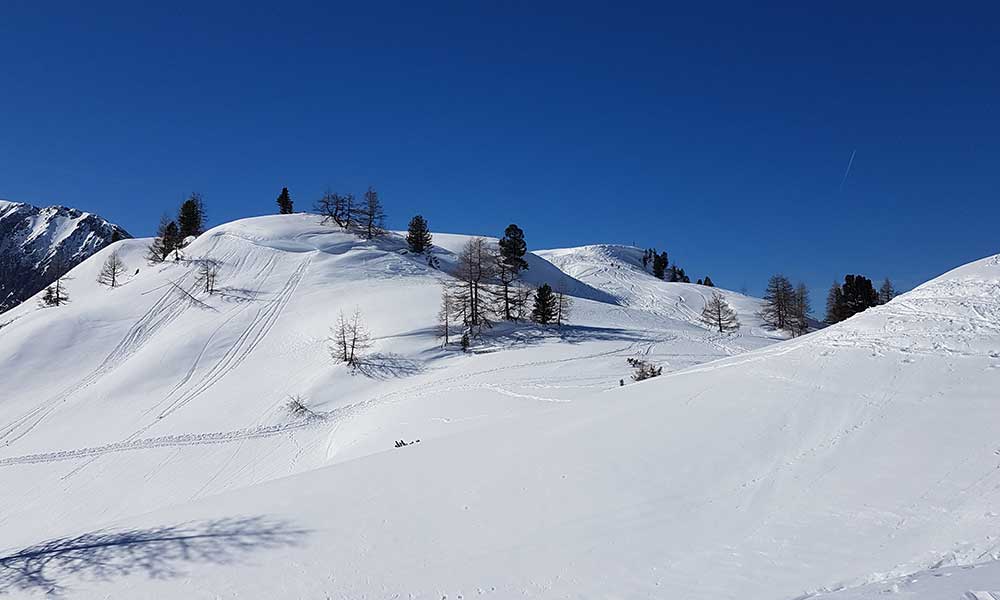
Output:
[0, 516, 308, 596]
[216, 286, 264, 304]
[476, 324, 656, 352]
[354, 353, 426, 379]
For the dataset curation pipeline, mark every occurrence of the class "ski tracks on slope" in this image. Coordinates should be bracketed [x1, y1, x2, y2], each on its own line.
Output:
[59, 256, 312, 480]
[1, 325, 640, 469]
[0, 272, 201, 448]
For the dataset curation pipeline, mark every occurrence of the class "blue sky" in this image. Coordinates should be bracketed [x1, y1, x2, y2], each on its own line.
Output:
[1, 2, 997, 301]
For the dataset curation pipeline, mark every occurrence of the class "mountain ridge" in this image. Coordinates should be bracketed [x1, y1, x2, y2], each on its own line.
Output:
[0, 199, 130, 313]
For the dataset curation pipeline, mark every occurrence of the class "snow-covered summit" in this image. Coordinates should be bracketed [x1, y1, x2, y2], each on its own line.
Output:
[0, 199, 130, 313]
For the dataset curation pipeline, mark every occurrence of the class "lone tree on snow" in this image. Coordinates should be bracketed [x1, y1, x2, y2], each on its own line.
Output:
[39, 276, 70, 307]
[531, 284, 557, 324]
[700, 292, 740, 333]
[406, 215, 433, 254]
[177, 193, 207, 239]
[97, 251, 127, 288]
[276, 187, 294, 214]
[197, 259, 221, 294]
[703, 275, 715, 287]
[329, 308, 372, 368]
[315, 190, 353, 228]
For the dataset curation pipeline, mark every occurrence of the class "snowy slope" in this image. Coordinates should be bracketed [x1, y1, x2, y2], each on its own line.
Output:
[0, 199, 130, 313]
[0, 214, 782, 565]
[537, 243, 776, 335]
[1, 214, 997, 599]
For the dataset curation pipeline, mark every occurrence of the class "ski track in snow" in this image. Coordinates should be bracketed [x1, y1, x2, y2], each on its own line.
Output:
[0, 328, 651, 469]
[59, 255, 311, 480]
[0, 271, 201, 448]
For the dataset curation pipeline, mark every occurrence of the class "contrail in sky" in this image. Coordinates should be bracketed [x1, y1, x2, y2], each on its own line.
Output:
[839, 149, 857, 190]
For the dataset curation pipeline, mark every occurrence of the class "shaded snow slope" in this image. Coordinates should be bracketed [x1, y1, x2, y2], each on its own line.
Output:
[537, 243, 776, 336]
[427, 232, 620, 304]
[0, 199, 129, 313]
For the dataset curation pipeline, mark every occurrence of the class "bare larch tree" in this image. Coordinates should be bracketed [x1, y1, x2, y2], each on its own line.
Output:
[330, 308, 372, 367]
[197, 259, 221, 294]
[700, 292, 740, 333]
[315, 190, 353, 228]
[447, 237, 497, 336]
[97, 251, 127, 288]
[352, 186, 386, 239]
[760, 274, 795, 331]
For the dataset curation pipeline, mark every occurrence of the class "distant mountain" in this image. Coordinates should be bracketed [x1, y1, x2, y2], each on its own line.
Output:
[0, 199, 130, 313]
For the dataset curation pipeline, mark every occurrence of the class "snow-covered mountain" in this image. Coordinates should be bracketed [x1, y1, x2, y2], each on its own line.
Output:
[0, 200, 130, 313]
[0, 213, 997, 599]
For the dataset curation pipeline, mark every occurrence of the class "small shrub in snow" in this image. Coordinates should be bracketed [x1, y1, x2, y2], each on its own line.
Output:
[628, 358, 662, 382]
[285, 395, 318, 419]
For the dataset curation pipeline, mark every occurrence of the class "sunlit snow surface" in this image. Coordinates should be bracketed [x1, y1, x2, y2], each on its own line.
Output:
[0, 214, 997, 598]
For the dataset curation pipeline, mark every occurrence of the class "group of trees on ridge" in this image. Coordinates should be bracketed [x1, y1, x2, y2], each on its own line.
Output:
[147, 194, 208, 263]
[641, 247, 715, 286]
[436, 224, 573, 352]
[40, 185, 901, 374]
[825, 274, 894, 324]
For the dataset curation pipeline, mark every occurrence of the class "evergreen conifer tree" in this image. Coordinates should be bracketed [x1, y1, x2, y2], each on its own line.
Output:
[496, 224, 529, 321]
[839, 274, 879, 320]
[177, 193, 206, 239]
[652, 251, 668, 279]
[498, 224, 529, 272]
[825, 281, 845, 324]
[147, 217, 181, 262]
[531, 284, 557, 324]
[163, 221, 181, 260]
[276, 187, 294, 214]
[406, 215, 433, 254]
